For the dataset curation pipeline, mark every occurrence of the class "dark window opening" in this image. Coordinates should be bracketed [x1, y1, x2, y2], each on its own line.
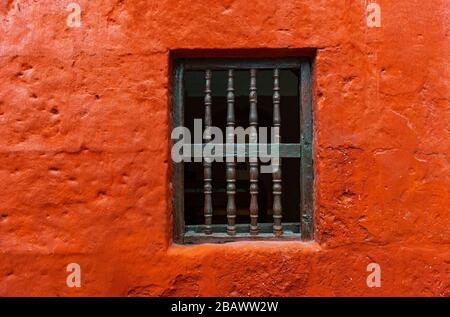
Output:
[171, 58, 313, 244]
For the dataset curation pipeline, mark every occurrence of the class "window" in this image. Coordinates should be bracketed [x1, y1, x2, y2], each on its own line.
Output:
[171, 57, 313, 244]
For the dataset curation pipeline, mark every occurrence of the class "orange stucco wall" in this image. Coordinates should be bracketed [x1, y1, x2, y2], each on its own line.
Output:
[0, 0, 448, 296]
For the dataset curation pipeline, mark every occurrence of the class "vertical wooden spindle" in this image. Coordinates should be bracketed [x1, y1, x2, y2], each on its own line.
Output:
[226, 70, 236, 236]
[249, 69, 259, 235]
[204, 69, 213, 234]
[272, 68, 283, 237]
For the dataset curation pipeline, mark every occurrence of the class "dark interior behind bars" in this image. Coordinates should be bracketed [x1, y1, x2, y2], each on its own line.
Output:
[183, 69, 300, 228]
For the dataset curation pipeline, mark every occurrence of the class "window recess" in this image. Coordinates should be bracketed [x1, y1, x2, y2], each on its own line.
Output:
[171, 57, 313, 244]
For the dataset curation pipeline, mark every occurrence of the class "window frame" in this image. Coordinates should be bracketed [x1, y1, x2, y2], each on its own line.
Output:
[170, 57, 313, 244]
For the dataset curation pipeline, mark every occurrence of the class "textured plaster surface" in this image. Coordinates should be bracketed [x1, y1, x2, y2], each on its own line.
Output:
[0, 0, 449, 296]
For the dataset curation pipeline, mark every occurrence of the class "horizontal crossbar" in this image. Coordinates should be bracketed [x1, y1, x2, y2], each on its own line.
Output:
[181, 143, 301, 158]
[183, 223, 301, 243]
[186, 223, 300, 234]
[182, 58, 303, 70]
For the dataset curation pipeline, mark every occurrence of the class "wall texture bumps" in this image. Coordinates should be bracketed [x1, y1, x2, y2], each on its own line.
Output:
[0, 0, 448, 296]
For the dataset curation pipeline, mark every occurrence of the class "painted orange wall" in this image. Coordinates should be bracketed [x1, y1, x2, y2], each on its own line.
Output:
[0, 0, 448, 296]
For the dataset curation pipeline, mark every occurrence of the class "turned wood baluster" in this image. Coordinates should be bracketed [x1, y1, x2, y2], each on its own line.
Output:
[249, 69, 259, 235]
[226, 70, 237, 236]
[204, 69, 213, 234]
[272, 68, 283, 237]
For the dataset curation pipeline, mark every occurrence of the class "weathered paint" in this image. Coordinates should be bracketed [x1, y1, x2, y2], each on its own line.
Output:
[0, 0, 448, 296]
